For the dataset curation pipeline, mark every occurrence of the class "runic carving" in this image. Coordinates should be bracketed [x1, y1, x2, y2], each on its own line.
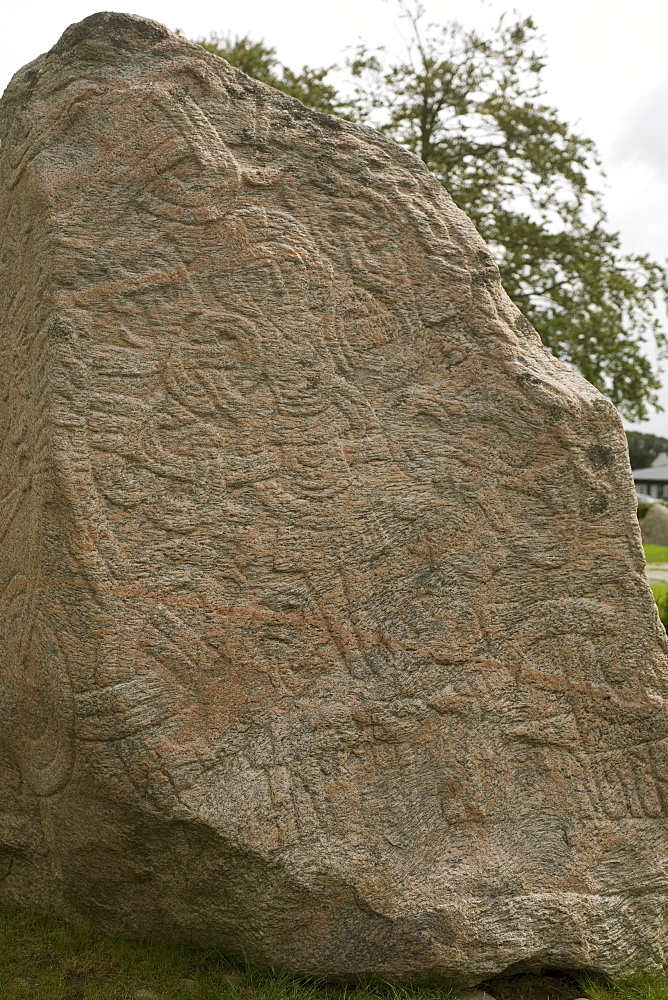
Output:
[1, 10, 668, 986]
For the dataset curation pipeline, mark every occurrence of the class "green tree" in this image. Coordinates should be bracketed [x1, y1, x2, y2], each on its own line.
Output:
[188, 8, 668, 421]
[625, 431, 668, 470]
[191, 33, 341, 115]
[345, 3, 668, 421]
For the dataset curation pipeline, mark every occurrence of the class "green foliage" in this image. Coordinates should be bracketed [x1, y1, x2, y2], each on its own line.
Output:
[343, 2, 668, 421]
[191, 33, 341, 114]
[626, 430, 668, 469]
[184, 6, 668, 419]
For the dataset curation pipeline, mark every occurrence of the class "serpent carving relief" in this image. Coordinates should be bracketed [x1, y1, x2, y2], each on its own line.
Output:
[1, 11, 668, 985]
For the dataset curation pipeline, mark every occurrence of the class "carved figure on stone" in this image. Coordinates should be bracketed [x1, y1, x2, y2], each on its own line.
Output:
[1, 12, 667, 986]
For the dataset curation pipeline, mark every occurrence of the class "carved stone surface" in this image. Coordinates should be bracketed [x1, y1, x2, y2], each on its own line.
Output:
[1, 12, 668, 986]
[641, 503, 668, 546]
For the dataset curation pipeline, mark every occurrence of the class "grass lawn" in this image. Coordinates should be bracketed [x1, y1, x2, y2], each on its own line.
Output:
[651, 582, 668, 603]
[1, 903, 668, 1000]
[643, 544, 668, 564]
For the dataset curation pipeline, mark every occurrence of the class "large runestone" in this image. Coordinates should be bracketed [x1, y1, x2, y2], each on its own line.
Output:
[0, 11, 667, 985]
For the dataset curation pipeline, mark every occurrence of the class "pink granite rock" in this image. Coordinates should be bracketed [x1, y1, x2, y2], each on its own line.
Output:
[1, 12, 667, 986]
[641, 503, 668, 546]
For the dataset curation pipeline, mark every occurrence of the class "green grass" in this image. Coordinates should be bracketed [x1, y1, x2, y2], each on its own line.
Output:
[650, 584, 668, 630]
[0, 903, 356, 1000]
[1, 902, 667, 1000]
[583, 972, 668, 1000]
[643, 548, 668, 629]
[643, 544, 668, 564]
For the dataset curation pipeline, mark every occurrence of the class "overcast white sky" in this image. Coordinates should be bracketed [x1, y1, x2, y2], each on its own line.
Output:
[2, 0, 668, 434]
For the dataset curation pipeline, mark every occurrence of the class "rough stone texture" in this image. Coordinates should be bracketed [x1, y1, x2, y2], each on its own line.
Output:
[1, 11, 668, 987]
[641, 503, 668, 546]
